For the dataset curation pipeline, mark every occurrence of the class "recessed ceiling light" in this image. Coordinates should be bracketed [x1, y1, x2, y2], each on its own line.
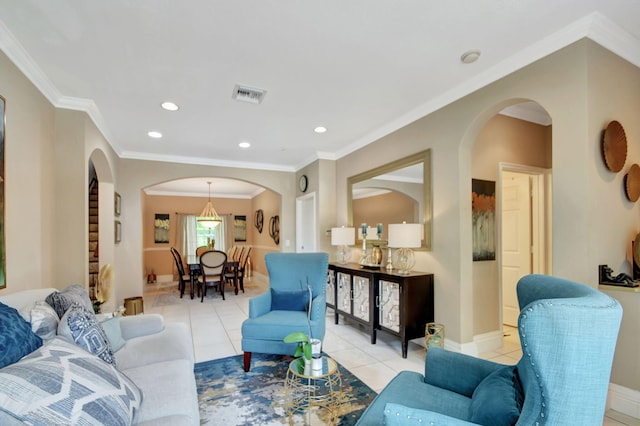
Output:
[148, 131, 163, 138]
[238, 142, 251, 149]
[314, 126, 327, 134]
[460, 50, 481, 64]
[161, 101, 179, 111]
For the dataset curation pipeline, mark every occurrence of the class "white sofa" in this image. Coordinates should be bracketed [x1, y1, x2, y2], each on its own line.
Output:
[0, 288, 199, 425]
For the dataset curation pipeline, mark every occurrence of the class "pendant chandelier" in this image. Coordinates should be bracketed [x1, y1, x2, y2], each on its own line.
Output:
[198, 181, 222, 228]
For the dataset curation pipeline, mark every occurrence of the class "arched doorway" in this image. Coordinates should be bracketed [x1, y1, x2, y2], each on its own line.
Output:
[88, 149, 115, 312]
[142, 177, 281, 285]
[470, 100, 553, 350]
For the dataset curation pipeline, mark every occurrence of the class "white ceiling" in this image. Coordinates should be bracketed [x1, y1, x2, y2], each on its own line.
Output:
[1, 1, 639, 198]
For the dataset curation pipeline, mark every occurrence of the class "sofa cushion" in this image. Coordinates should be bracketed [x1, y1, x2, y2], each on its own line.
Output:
[0, 302, 42, 368]
[122, 359, 198, 425]
[58, 303, 115, 366]
[270, 289, 310, 311]
[30, 301, 59, 341]
[100, 317, 126, 352]
[0, 337, 141, 426]
[470, 365, 523, 426]
[45, 284, 94, 318]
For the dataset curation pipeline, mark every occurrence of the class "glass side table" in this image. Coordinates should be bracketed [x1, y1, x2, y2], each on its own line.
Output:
[284, 356, 342, 425]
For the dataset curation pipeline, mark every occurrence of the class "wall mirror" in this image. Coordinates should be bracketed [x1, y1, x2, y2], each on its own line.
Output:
[347, 149, 431, 250]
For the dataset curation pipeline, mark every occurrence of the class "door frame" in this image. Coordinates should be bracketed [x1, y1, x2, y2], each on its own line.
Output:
[295, 192, 317, 252]
[498, 162, 552, 326]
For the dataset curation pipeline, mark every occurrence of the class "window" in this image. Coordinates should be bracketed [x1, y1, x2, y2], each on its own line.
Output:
[196, 217, 226, 252]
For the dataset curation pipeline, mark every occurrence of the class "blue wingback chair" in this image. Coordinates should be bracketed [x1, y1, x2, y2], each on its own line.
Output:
[357, 274, 623, 425]
[241, 252, 329, 371]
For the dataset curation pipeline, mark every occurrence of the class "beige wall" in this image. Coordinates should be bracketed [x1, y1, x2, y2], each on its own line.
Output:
[2, 38, 640, 393]
[250, 189, 281, 276]
[333, 39, 639, 355]
[353, 192, 417, 229]
[471, 114, 552, 335]
[142, 193, 254, 277]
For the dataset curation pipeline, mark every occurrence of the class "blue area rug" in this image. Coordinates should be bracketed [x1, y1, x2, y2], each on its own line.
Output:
[195, 353, 377, 425]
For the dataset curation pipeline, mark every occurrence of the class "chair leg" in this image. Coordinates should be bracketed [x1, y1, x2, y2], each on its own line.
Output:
[243, 352, 251, 372]
[201, 284, 206, 303]
[220, 282, 225, 300]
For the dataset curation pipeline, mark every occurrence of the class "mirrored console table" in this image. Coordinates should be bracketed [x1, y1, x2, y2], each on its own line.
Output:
[326, 263, 434, 358]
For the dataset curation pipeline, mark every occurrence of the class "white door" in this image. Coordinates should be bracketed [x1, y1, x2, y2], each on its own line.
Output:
[296, 193, 317, 252]
[501, 171, 532, 327]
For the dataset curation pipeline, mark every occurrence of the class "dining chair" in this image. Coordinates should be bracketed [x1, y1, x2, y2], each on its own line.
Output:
[196, 245, 209, 257]
[235, 246, 252, 292]
[197, 250, 227, 302]
[170, 247, 191, 298]
[225, 246, 251, 294]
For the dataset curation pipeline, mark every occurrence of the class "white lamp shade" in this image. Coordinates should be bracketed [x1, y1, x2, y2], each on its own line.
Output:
[388, 223, 422, 248]
[331, 227, 355, 246]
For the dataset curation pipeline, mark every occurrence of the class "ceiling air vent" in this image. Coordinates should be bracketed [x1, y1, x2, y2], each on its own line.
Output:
[232, 84, 266, 104]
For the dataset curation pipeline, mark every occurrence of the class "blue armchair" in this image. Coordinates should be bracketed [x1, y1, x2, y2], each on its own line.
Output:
[357, 274, 623, 425]
[241, 252, 329, 371]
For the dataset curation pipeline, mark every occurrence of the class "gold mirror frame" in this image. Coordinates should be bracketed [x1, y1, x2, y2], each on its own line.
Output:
[347, 149, 432, 250]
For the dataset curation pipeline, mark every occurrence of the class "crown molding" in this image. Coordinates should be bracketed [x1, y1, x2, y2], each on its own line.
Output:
[2, 13, 639, 171]
[119, 150, 296, 172]
[332, 12, 640, 162]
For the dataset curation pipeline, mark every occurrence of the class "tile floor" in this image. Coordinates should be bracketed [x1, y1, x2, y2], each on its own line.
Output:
[143, 277, 638, 425]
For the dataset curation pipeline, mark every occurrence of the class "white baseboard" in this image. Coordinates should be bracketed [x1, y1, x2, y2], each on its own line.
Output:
[607, 383, 640, 419]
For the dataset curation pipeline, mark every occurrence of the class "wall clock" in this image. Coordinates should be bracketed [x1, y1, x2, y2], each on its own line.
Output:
[298, 174, 308, 192]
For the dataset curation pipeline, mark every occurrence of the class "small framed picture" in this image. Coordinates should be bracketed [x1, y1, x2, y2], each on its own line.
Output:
[115, 220, 122, 243]
[114, 192, 121, 216]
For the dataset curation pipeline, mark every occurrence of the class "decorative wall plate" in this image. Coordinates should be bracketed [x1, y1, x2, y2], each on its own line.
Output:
[634, 232, 640, 268]
[254, 209, 264, 233]
[602, 120, 627, 172]
[625, 164, 640, 202]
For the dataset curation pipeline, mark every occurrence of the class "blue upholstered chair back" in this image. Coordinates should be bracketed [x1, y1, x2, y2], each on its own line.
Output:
[515, 274, 622, 425]
[265, 252, 328, 297]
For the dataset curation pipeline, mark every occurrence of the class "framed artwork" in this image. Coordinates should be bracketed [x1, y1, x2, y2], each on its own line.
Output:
[234, 215, 247, 242]
[114, 192, 121, 216]
[154, 213, 170, 243]
[472, 179, 496, 261]
[0, 95, 5, 288]
[114, 220, 122, 243]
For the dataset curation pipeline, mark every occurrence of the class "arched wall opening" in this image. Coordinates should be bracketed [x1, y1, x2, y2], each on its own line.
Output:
[461, 99, 553, 354]
[88, 148, 115, 312]
[141, 176, 282, 286]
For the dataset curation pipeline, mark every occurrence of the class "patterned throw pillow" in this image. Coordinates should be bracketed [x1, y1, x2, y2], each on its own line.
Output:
[100, 317, 126, 352]
[30, 301, 59, 341]
[0, 302, 42, 368]
[58, 303, 115, 366]
[45, 284, 94, 319]
[0, 337, 142, 426]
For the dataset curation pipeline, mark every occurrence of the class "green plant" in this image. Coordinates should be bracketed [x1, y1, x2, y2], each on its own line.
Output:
[284, 331, 312, 361]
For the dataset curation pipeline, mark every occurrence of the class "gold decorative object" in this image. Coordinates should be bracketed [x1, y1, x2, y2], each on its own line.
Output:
[602, 120, 627, 173]
[625, 164, 640, 202]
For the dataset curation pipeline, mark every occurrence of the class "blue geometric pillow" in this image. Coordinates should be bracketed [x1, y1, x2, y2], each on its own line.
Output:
[58, 303, 115, 366]
[45, 284, 94, 319]
[0, 302, 42, 368]
[29, 301, 59, 341]
[0, 337, 142, 425]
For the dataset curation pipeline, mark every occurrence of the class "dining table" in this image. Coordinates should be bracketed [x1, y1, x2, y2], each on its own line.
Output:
[185, 254, 239, 300]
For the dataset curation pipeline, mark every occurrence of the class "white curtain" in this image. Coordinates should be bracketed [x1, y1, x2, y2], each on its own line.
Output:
[177, 214, 198, 257]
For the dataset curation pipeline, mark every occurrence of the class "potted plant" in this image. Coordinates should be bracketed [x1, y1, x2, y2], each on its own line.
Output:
[284, 280, 322, 375]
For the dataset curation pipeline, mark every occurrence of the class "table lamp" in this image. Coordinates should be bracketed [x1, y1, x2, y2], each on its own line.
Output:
[331, 227, 355, 264]
[388, 223, 422, 274]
